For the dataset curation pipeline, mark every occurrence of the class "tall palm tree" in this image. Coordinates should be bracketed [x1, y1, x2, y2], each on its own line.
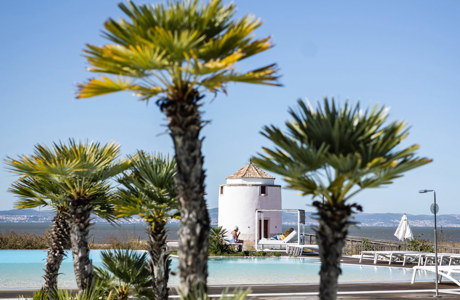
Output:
[253, 98, 431, 300]
[7, 140, 129, 292]
[6, 172, 70, 292]
[76, 0, 280, 293]
[116, 151, 177, 300]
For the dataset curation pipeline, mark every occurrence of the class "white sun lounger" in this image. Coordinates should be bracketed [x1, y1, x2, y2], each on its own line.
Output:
[257, 230, 298, 250]
[286, 244, 319, 256]
[359, 250, 421, 265]
[411, 265, 460, 286]
[424, 253, 458, 266]
[359, 251, 379, 263]
[166, 241, 179, 248]
[402, 252, 431, 266]
[448, 255, 460, 266]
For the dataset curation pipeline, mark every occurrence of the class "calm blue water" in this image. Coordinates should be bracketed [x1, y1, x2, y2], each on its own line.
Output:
[0, 250, 433, 289]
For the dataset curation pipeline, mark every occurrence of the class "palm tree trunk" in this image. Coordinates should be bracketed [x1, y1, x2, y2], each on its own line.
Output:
[68, 197, 93, 292]
[161, 89, 210, 295]
[147, 221, 170, 300]
[313, 201, 362, 300]
[44, 209, 70, 291]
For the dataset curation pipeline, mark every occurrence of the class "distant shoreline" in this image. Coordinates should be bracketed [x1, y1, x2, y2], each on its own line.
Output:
[3, 207, 460, 228]
[3, 208, 460, 227]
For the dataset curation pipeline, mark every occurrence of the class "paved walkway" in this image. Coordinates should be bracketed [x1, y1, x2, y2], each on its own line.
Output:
[4, 282, 459, 299]
[189, 282, 460, 299]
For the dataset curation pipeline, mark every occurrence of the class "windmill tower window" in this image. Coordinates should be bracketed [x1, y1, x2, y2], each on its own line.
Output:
[220, 186, 224, 194]
[260, 185, 267, 196]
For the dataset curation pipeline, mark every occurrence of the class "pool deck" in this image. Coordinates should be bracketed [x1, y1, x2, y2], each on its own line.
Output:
[3, 282, 460, 299]
[2, 256, 459, 299]
[200, 282, 460, 299]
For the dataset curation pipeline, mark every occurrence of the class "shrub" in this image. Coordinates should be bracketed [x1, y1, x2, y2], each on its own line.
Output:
[407, 235, 433, 252]
[208, 226, 235, 255]
[255, 251, 268, 257]
[94, 248, 153, 299]
[25, 283, 117, 300]
[90, 235, 147, 250]
[179, 287, 251, 300]
[0, 231, 48, 249]
[361, 238, 375, 251]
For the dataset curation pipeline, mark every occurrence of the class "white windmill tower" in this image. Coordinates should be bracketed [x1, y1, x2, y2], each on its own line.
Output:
[218, 162, 282, 242]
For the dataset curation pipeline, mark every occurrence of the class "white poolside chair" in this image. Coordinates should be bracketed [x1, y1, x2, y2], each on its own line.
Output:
[448, 254, 460, 265]
[359, 250, 421, 265]
[403, 252, 431, 266]
[166, 241, 179, 249]
[385, 251, 424, 265]
[359, 250, 379, 263]
[411, 265, 460, 286]
[286, 244, 319, 256]
[226, 239, 244, 251]
[257, 230, 298, 251]
[424, 253, 457, 266]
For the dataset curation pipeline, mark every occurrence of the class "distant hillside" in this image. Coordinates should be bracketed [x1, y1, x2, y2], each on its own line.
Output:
[0, 209, 51, 216]
[2, 208, 460, 227]
[208, 208, 460, 228]
[353, 213, 460, 227]
[0, 209, 142, 224]
[0, 209, 55, 223]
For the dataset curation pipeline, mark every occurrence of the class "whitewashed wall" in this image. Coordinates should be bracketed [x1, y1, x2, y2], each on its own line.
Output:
[218, 178, 282, 241]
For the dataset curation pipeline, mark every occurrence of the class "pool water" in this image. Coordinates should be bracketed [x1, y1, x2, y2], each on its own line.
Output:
[0, 250, 431, 289]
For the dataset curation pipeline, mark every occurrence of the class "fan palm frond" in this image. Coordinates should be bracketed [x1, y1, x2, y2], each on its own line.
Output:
[77, 0, 280, 294]
[254, 98, 431, 205]
[94, 248, 153, 299]
[116, 151, 178, 228]
[7, 139, 129, 292]
[253, 98, 431, 300]
[77, 0, 280, 101]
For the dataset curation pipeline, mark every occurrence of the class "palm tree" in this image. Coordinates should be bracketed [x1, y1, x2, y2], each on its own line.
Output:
[253, 98, 431, 300]
[6, 172, 70, 292]
[116, 151, 177, 300]
[76, 0, 280, 294]
[208, 226, 233, 255]
[6, 140, 129, 292]
[94, 248, 153, 300]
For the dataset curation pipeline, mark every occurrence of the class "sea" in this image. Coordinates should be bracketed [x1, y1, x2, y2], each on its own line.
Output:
[1, 223, 460, 243]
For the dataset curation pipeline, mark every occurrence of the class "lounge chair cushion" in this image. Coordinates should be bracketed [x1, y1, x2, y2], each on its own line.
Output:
[283, 230, 297, 243]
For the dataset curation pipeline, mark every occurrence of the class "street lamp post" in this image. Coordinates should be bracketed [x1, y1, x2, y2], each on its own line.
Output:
[419, 189, 440, 298]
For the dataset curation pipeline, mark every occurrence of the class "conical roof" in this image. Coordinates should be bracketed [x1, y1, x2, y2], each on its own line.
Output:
[226, 162, 275, 179]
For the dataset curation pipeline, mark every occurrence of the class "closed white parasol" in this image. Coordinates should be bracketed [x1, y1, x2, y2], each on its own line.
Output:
[394, 213, 414, 241]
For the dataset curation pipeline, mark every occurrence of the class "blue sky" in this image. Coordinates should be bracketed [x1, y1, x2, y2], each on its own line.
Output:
[1, 1, 459, 215]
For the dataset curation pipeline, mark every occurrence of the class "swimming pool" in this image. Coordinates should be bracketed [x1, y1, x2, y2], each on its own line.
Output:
[0, 250, 431, 289]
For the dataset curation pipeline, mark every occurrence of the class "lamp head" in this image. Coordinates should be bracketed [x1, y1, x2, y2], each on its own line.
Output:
[419, 189, 434, 193]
